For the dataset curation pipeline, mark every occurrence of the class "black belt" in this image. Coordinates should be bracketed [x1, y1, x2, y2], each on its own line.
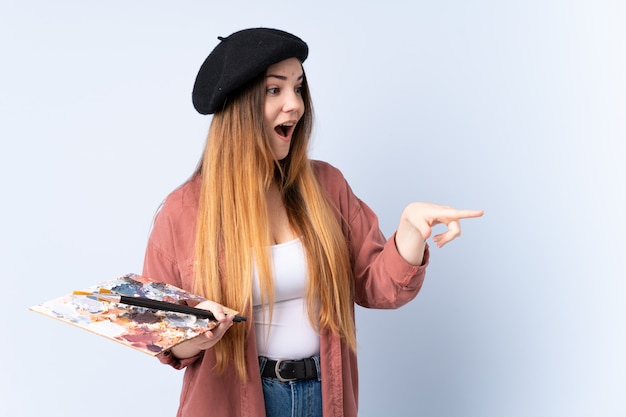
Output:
[261, 357, 318, 382]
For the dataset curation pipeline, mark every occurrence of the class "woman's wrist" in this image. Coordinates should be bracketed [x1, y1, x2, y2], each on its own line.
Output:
[171, 337, 205, 359]
[395, 209, 426, 266]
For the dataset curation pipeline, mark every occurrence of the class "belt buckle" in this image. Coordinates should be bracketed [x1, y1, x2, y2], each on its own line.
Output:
[274, 359, 296, 383]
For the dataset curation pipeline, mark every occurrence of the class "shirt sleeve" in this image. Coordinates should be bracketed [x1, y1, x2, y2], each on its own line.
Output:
[142, 200, 204, 369]
[142, 205, 184, 288]
[313, 160, 429, 309]
[347, 194, 429, 309]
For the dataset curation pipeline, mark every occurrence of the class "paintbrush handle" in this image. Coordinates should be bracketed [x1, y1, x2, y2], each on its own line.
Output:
[119, 295, 215, 320]
[109, 295, 246, 322]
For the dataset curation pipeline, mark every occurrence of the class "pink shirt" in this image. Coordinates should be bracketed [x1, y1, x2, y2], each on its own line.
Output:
[143, 160, 429, 417]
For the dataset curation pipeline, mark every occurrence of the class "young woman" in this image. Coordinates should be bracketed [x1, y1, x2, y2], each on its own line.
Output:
[143, 27, 483, 417]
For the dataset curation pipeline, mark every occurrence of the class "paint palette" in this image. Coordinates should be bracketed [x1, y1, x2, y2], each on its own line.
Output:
[30, 274, 221, 355]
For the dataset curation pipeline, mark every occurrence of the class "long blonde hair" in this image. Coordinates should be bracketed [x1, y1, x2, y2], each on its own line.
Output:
[193, 70, 356, 380]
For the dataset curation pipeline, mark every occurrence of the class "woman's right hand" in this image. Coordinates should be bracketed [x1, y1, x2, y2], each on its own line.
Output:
[170, 300, 235, 359]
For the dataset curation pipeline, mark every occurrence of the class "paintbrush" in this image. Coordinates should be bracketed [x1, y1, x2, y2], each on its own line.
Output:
[73, 290, 247, 322]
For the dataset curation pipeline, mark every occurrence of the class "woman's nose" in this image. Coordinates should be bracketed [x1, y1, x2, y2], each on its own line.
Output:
[282, 91, 303, 113]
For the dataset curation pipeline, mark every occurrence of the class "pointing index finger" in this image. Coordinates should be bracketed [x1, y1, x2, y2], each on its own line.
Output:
[451, 209, 484, 220]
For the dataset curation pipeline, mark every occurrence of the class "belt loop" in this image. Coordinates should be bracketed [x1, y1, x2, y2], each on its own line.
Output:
[312, 356, 321, 382]
[258, 356, 268, 374]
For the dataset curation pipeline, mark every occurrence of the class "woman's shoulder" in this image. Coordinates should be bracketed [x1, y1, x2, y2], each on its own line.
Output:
[164, 174, 201, 205]
[154, 174, 201, 222]
[310, 159, 359, 207]
[310, 159, 347, 185]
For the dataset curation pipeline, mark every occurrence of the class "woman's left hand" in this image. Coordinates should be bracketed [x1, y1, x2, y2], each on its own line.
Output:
[395, 202, 484, 265]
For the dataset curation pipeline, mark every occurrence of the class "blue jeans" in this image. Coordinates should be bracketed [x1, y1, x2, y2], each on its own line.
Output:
[259, 356, 323, 417]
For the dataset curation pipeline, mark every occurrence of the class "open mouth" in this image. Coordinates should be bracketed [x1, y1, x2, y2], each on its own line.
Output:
[274, 122, 295, 138]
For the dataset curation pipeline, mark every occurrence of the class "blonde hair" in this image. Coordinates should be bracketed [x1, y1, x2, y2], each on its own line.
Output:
[193, 71, 356, 380]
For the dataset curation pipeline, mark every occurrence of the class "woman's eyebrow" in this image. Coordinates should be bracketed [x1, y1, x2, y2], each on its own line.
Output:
[266, 73, 304, 81]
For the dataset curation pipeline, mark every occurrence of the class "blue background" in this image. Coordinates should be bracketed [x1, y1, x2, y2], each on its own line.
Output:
[1, 1, 624, 416]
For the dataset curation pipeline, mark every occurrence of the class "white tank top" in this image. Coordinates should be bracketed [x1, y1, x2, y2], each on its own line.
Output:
[252, 238, 320, 360]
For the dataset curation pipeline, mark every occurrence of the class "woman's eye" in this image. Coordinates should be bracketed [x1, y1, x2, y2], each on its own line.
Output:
[295, 86, 302, 95]
[267, 87, 279, 95]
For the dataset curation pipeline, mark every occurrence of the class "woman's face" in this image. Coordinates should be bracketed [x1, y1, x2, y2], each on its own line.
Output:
[263, 57, 305, 160]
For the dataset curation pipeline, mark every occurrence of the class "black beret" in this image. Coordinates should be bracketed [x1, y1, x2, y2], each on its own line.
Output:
[192, 28, 309, 115]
